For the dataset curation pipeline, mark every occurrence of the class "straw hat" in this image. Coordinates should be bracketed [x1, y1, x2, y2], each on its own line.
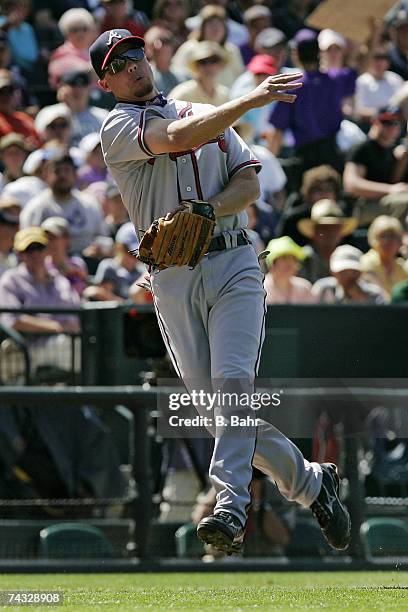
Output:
[297, 199, 357, 239]
[187, 41, 227, 74]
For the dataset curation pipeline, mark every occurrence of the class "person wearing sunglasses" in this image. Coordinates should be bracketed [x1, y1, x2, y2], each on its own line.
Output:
[343, 105, 408, 227]
[92, 29, 350, 556]
[0, 226, 79, 335]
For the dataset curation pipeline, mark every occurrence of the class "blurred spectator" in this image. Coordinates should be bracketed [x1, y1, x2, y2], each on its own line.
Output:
[231, 55, 279, 149]
[171, 5, 244, 89]
[56, 69, 108, 145]
[272, 0, 315, 40]
[277, 165, 343, 246]
[0, 25, 31, 107]
[84, 222, 143, 302]
[0, 132, 28, 190]
[297, 199, 357, 283]
[0, 226, 80, 333]
[41, 216, 88, 296]
[313, 245, 387, 304]
[48, 8, 96, 87]
[0, 195, 20, 277]
[263, 236, 315, 304]
[239, 5, 272, 65]
[77, 132, 107, 188]
[343, 106, 408, 227]
[0, 70, 40, 146]
[0, 0, 39, 75]
[360, 215, 408, 297]
[185, 0, 249, 48]
[20, 153, 106, 254]
[231, 27, 288, 104]
[388, 8, 408, 81]
[268, 29, 352, 174]
[102, 182, 129, 239]
[98, 0, 148, 38]
[355, 48, 404, 126]
[144, 25, 180, 96]
[318, 29, 348, 73]
[1, 148, 50, 206]
[34, 102, 72, 146]
[152, 0, 190, 48]
[169, 41, 228, 106]
[245, 203, 266, 253]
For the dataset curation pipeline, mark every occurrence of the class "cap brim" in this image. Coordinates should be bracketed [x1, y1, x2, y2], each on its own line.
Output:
[101, 36, 145, 73]
[298, 217, 358, 238]
[331, 261, 361, 273]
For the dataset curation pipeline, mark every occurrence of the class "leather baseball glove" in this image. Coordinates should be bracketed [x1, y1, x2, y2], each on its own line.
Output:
[136, 200, 216, 270]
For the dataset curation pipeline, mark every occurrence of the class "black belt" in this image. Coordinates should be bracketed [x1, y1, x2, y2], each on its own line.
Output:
[207, 231, 250, 253]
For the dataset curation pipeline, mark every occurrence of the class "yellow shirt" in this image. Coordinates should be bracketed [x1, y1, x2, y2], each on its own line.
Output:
[169, 79, 229, 107]
[360, 248, 408, 296]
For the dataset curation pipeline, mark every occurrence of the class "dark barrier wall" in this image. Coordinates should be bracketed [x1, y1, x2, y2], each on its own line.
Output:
[259, 304, 408, 378]
[82, 304, 408, 384]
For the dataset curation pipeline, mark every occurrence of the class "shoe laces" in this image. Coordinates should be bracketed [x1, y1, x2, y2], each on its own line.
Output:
[311, 499, 330, 528]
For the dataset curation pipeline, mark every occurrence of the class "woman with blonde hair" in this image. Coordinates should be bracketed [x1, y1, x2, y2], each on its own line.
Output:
[48, 8, 96, 87]
[360, 215, 408, 296]
[171, 5, 244, 89]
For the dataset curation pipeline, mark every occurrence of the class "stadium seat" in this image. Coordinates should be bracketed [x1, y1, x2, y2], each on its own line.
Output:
[360, 518, 408, 559]
[287, 518, 333, 557]
[38, 522, 115, 559]
[175, 523, 205, 558]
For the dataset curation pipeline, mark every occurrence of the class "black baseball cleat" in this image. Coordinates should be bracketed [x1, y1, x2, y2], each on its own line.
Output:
[310, 463, 351, 550]
[196, 511, 245, 555]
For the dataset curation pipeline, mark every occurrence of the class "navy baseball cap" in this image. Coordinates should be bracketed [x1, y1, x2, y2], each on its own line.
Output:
[90, 29, 145, 78]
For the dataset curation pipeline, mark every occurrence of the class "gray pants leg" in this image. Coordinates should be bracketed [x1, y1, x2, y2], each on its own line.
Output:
[151, 244, 322, 527]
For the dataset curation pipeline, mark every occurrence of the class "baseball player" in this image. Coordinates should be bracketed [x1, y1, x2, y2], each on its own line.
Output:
[90, 30, 350, 555]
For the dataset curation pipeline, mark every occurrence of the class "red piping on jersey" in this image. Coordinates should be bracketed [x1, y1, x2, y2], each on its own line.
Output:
[168, 133, 227, 160]
[178, 102, 193, 118]
[229, 159, 261, 178]
[190, 151, 204, 200]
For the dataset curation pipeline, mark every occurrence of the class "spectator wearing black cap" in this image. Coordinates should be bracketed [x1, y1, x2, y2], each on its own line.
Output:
[0, 132, 28, 190]
[0, 195, 20, 277]
[56, 69, 108, 145]
[344, 105, 408, 227]
[388, 9, 408, 81]
[239, 5, 272, 65]
[0, 69, 40, 147]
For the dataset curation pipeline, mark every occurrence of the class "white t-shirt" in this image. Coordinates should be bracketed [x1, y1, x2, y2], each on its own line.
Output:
[355, 71, 404, 113]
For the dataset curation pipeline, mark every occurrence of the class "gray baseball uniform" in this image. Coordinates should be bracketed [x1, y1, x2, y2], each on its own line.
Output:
[100, 97, 322, 526]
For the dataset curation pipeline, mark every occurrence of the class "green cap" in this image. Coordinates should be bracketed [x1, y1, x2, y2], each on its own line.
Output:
[265, 236, 307, 267]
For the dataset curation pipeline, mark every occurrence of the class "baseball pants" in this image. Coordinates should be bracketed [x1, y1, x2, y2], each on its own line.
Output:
[150, 238, 322, 527]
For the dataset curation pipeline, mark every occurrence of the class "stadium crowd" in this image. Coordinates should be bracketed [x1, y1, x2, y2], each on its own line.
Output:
[1, 0, 408, 558]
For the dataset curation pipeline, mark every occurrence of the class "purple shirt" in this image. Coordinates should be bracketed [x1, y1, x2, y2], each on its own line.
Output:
[269, 69, 349, 147]
[239, 44, 256, 66]
[0, 263, 80, 327]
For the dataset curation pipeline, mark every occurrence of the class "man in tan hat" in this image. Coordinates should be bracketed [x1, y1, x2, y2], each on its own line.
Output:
[169, 41, 228, 106]
[0, 132, 28, 189]
[297, 199, 357, 283]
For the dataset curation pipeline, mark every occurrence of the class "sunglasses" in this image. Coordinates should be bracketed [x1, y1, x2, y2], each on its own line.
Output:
[104, 48, 145, 75]
[48, 121, 69, 129]
[197, 56, 222, 66]
[70, 26, 91, 33]
[23, 243, 47, 253]
[380, 119, 402, 127]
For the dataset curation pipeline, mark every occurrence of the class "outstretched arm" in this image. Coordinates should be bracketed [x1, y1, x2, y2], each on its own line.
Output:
[144, 72, 303, 155]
